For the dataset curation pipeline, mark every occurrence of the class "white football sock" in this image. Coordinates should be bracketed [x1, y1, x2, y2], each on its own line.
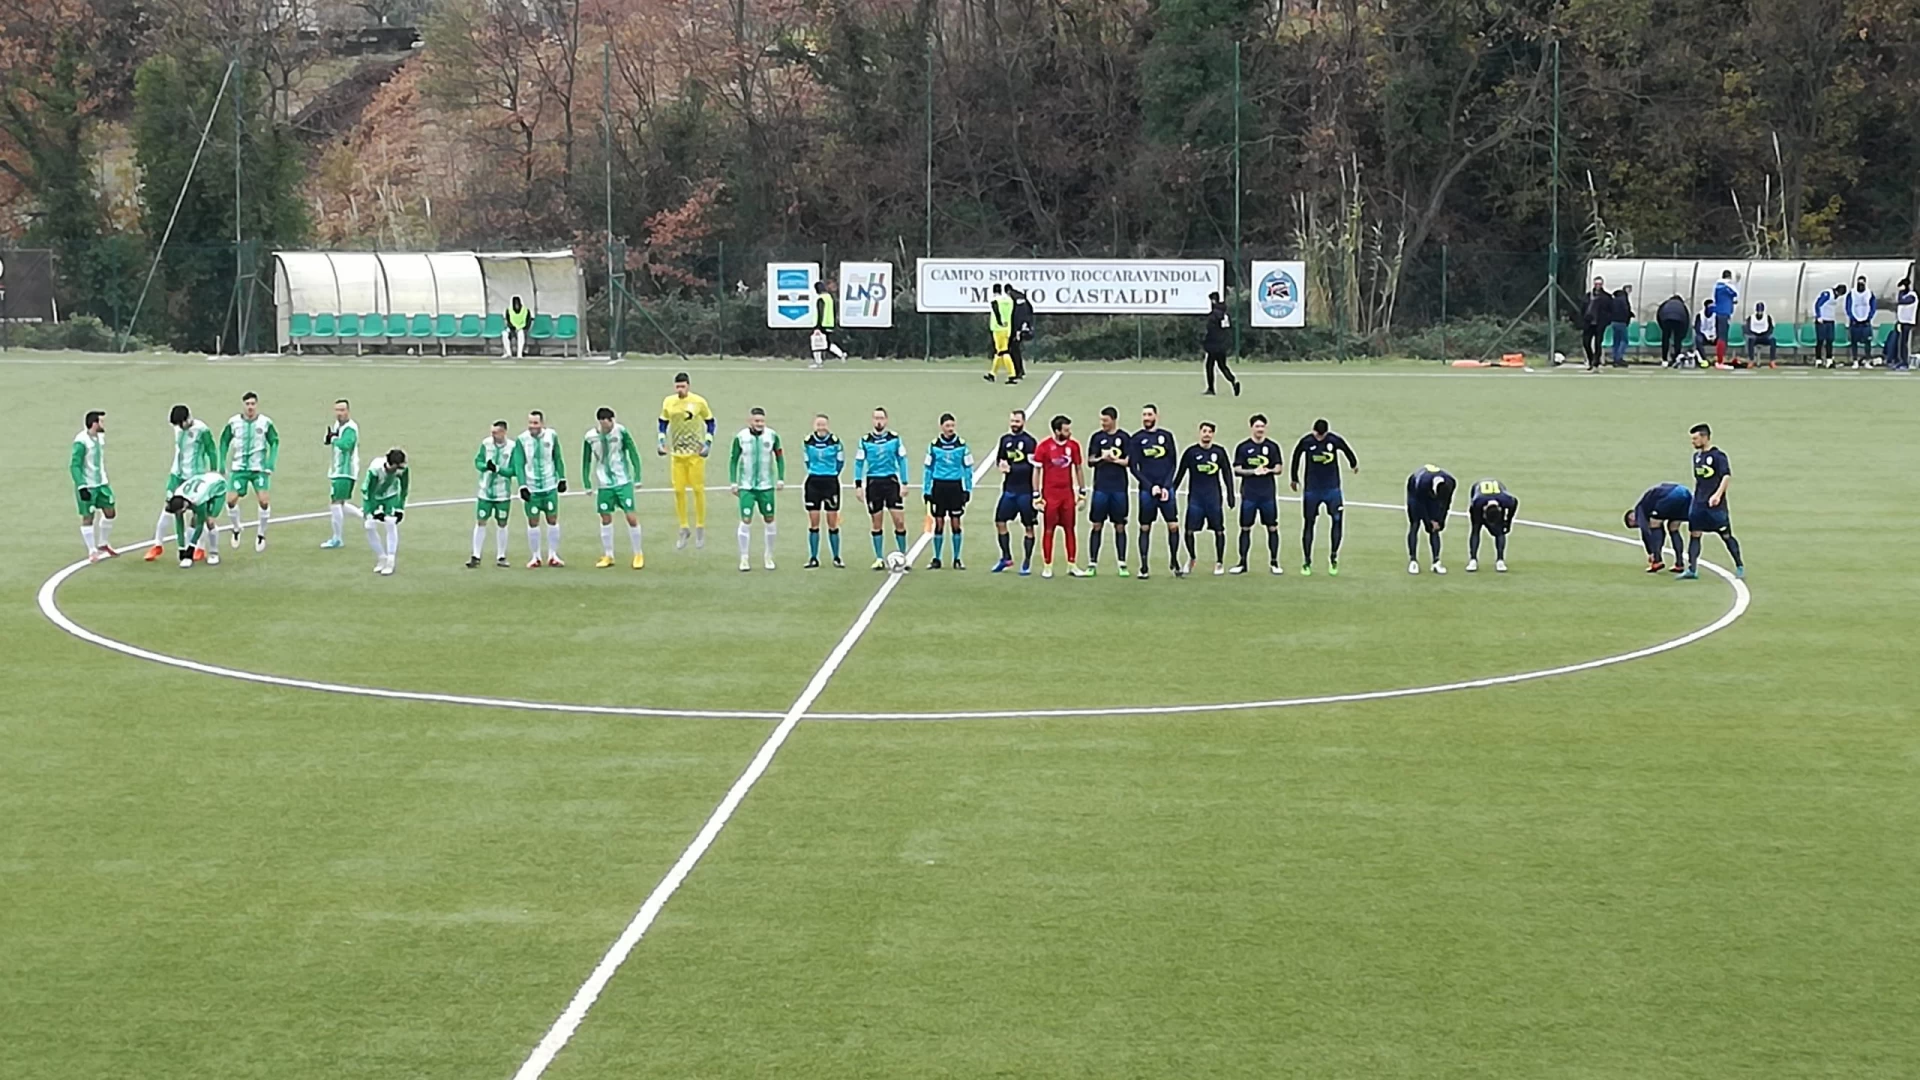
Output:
[627, 524, 643, 554]
[81, 524, 95, 554]
[600, 523, 615, 557]
[330, 504, 345, 541]
[364, 517, 386, 557]
[545, 522, 561, 557]
[737, 522, 751, 557]
[96, 517, 113, 547]
[257, 506, 269, 537]
[155, 509, 174, 545]
[495, 524, 510, 558]
[763, 521, 777, 556]
[385, 520, 400, 557]
[472, 525, 486, 558]
[526, 525, 543, 559]
[228, 504, 242, 531]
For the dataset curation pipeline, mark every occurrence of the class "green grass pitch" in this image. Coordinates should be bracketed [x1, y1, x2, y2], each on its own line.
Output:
[5, 351, 1917, 1078]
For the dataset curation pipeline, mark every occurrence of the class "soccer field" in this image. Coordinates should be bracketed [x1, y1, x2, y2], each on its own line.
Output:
[6, 352, 1918, 1079]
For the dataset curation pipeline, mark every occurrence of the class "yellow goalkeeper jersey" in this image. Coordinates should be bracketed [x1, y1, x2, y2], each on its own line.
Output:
[659, 392, 714, 456]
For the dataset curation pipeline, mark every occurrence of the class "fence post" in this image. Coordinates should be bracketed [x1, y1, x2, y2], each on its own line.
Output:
[1440, 243, 1449, 363]
[716, 240, 725, 358]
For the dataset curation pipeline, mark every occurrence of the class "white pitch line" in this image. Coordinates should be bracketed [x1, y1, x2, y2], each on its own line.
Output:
[506, 368, 1067, 1080]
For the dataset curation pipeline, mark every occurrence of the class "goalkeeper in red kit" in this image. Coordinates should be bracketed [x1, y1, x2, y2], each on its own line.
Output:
[1032, 414, 1087, 579]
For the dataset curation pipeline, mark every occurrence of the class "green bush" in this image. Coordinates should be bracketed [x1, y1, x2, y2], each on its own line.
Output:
[0, 315, 152, 353]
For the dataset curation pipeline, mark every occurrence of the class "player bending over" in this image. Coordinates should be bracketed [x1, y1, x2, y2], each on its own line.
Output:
[1032, 414, 1086, 578]
[992, 409, 1039, 574]
[1466, 478, 1517, 573]
[1684, 424, 1745, 580]
[855, 407, 911, 569]
[164, 471, 229, 567]
[802, 414, 846, 568]
[1406, 465, 1457, 575]
[923, 413, 973, 570]
[658, 372, 715, 549]
[147, 403, 218, 562]
[730, 408, 785, 571]
[361, 448, 409, 576]
[1290, 418, 1357, 575]
[1231, 414, 1285, 575]
[72, 410, 118, 562]
[219, 392, 278, 552]
[1084, 407, 1131, 576]
[585, 407, 645, 569]
[514, 410, 567, 567]
[1128, 404, 1182, 579]
[1624, 481, 1690, 574]
[320, 400, 360, 551]
[1174, 422, 1235, 575]
[469, 420, 518, 568]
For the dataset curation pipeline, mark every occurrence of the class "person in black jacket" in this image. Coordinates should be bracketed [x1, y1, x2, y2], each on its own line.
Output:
[1609, 284, 1634, 366]
[1202, 291, 1240, 396]
[1655, 294, 1690, 367]
[1581, 278, 1611, 370]
[1007, 286, 1034, 385]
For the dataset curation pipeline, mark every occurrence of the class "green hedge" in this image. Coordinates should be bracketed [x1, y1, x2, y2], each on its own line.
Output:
[0, 315, 153, 353]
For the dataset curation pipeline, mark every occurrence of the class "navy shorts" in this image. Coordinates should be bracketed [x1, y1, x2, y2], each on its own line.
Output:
[1239, 496, 1278, 528]
[995, 490, 1037, 526]
[1088, 488, 1129, 525]
[1138, 489, 1178, 524]
[1407, 496, 1450, 530]
[1301, 488, 1343, 518]
[1187, 499, 1225, 533]
[1688, 500, 1730, 532]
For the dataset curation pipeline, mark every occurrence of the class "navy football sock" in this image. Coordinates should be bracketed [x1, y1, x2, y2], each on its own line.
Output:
[1330, 514, 1343, 559]
[1407, 526, 1419, 560]
[1089, 529, 1104, 564]
[1183, 530, 1196, 563]
[1115, 528, 1129, 562]
[998, 532, 1011, 559]
[1428, 530, 1442, 561]
[1470, 526, 1483, 560]
[1138, 528, 1151, 566]
[1669, 530, 1685, 564]
[1687, 535, 1702, 569]
[1300, 523, 1314, 563]
[1495, 531, 1507, 559]
[1239, 529, 1252, 564]
[1022, 534, 1034, 565]
[1267, 529, 1279, 563]
[1214, 532, 1225, 562]
[1722, 531, 1743, 567]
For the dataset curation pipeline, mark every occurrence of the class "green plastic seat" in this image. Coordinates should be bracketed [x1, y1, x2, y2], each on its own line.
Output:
[336, 313, 362, 337]
[1875, 323, 1895, 345]
[410, 314, 434, 338]
[360, 312, 383, 337]
[529, 313, 555, 339]
[483, 313, 506, 337]
[554, 314, 579, 339]
[1626, 322, 1647, 346]
[1771, 323, 1797, 349]
[1724, 322, 1745, 348]
[433, 314, 457, 338]
[385, 313, 409, 337]
[1798, 323, 1822, 347]
[289, 313, 312, 338]
[312, 312, 338, 337]
[456, 314, 482, 338]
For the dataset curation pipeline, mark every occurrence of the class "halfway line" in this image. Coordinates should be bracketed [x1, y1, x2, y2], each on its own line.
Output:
[508, 369, 1066, 1080]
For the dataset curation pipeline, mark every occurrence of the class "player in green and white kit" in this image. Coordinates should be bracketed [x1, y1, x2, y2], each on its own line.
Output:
[468, 420, 518, 569]
[147, 404, 219, 561]
[511, 410, 567, 567]
[361, 448, 409, 576]
[728, 408, 785, 571]
[165, 471, 229, 568]
[219, 391, 279, 552]
[583, 407, 645, 569]
[72, 410, 118, 562]
[322, 399, 360, 549]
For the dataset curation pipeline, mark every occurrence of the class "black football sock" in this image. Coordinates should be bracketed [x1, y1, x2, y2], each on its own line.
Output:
[1722, 531, 1743, 567]
[1687, 535, 1702, 569]
[1407, 525, 1419, 560]
[1495, 531, 1508, 560]
[1300, 522, 1314, 564]
[1138, 527, 1151, 567]
[1115, 528, 1128, 562]
[1429, 530, 1442, 561]
[998, 531, 1011, 560]
[1330, 513, 1344, 559]
[1089, 529, 1103, 564]
[1239, 529, 1252, 564]
[1470, 526, 1483, 560]
[1267, 528, 1280, 564]
[1023, 534, 1034, 564]
[1214, 532, 1225, 562]
[1183, 530, 1196, 562]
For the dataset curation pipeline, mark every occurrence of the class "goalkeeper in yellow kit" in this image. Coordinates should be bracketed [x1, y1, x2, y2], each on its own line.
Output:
[658, 371, 715, 549]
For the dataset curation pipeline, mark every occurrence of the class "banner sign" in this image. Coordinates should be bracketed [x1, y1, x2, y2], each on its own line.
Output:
[837, 261, 894, 327]
[766, 262, 819, 329]
[1249, 261, 1307, 327]
[916, 258, 1223, 314]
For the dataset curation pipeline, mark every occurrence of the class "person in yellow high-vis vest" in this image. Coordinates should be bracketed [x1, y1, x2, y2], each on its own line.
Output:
[504, 296, 531, 357]
[984, 283, 1015, 382]
[810, 280, 848, 367]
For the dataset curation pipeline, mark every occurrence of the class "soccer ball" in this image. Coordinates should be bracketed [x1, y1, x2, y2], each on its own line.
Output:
[1551, 351, 1567, 366]
[884, 550, 909, 573]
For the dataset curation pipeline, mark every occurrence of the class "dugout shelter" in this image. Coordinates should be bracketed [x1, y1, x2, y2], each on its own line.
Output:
[272, 250, 587, 355]
[1586, 257, 1915, 355]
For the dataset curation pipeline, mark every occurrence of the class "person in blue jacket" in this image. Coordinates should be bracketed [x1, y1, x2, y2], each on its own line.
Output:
[1712, 270, 1739, 366]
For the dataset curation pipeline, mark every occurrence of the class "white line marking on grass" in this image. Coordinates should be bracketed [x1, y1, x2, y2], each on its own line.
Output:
[506, 368, 1066, 1080]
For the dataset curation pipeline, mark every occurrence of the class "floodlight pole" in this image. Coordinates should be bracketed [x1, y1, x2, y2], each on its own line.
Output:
[1547, 39, 1561, 364]
[233, 45, 245, 354]
[1232, 38, 1243, 358]
[122, 59, 236, 352]
[922, 21, 934, 362]
[603, 42, 620, 359]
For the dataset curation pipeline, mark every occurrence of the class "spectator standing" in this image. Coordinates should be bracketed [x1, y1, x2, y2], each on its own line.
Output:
[1202, 291, 1240, 396]
[1610, 284, 1634, 366]
[1693, 300, 1717, 364]
[1844, 275, 1877, 367]
[1810, 281, 1842, 368]
[1894, 278, 1916, 372]
[1008, 285, 1034, 385]
[1581, 278, 1611, 370]
[1655, 293, 1690, 367]
[1712, 270, 1739, 366]
[1743, 303, 1776, 366]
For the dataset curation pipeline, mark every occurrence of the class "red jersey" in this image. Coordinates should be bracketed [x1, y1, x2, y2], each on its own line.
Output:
[1034, 436, 1082, 493]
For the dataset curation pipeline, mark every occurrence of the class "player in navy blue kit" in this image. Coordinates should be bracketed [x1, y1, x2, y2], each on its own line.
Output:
[1289, 418, 1357, 575]
[1173, 423, 1235, 575]
[1128, 404, 1181, 579]
[1624, 481, 1691, 574]
[992, 409, 1040, 573]
[1405, 465, 1457, 574]
[1231, 414, 1285, 575]
[1084, 407, 1131, 577]
[1684, 424, 1744, 579]
[1465, 478, 1517, 573]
